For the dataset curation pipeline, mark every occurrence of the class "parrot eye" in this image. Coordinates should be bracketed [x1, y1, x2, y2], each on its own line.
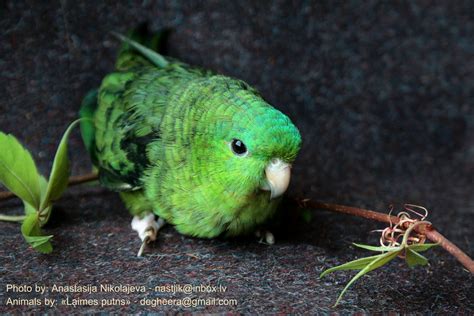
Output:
[230, 139, 248, 156]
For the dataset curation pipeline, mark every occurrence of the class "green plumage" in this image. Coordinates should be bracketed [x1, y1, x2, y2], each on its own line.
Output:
[81, 28, 301, 238]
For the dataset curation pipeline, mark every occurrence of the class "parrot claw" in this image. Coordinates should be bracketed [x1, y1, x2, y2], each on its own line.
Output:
[131, 213, 166, 257]
[255, 229, 275, 245]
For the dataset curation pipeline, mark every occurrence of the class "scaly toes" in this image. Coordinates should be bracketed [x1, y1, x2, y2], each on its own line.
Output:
[131, 213, 166, 257]
[255, 229, 275, 245]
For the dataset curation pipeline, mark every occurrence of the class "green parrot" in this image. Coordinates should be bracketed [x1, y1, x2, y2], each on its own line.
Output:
[80, 28, 301, 255]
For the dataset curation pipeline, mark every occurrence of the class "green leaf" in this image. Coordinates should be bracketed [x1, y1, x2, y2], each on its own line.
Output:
[405, 249, 429, 267]
[24, 175, 52, 226]
[21, 213, 53, 254]
[38, 175, 52, 225]
[353, 243, 401, 252]
[40, 120, 81, 210]
[407, 243, 439, 252]
[23, 201, 37, 215]
[333, 250, 401, 306]
[79, 90, 98, 156]
[320, 254, 384, 278]
[24, 235, 53, 253]
[0, 132, 41, 209]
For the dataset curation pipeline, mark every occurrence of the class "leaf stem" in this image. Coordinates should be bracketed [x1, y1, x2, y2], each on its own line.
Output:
[0, 214, 26, 222]
[299, 199, 474, 274]
[0, 172, 99, 202]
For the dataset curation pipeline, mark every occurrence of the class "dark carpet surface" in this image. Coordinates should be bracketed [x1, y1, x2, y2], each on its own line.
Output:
[0, 1, 473, 313]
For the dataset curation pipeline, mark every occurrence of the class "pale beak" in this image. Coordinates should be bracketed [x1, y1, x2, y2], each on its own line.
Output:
[261, 158, 291, 199]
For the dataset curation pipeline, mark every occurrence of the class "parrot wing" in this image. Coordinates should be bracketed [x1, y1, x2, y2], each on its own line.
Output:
[80, 26, 211, 191]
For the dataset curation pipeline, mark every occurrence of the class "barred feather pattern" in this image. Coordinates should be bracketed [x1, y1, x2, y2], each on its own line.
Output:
[89, 42, 301, 238]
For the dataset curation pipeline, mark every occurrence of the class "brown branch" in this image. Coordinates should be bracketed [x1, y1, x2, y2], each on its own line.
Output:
[0, 190, 14, 201]
[302, 200, 400, 224]
[0, 173, 99, 202]
[67, 172, 99, 185]
[1, 174, 472, 273]
[300, 199, 474, 274]
[424, 229, 474, 274]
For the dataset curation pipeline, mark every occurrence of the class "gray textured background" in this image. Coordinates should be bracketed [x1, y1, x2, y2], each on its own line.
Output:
[0, 0, 473, 313]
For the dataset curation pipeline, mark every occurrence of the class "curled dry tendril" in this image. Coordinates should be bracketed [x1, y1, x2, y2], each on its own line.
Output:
[374, 204, 431, 257]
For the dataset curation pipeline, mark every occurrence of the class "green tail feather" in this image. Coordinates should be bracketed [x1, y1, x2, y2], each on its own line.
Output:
[113, 24, 170, 70]
[118, 23, 167, 55]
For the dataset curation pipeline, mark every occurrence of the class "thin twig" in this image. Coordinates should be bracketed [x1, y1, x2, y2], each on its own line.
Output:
[300, 199, 474, 274]
[0, 174, 472, 273]
[302, 200, 399, 224]
[67, 172, 99, 185]
[0, 173, 99, 202]
[0, 191, 14, 201]
[424, 229, 474, 274]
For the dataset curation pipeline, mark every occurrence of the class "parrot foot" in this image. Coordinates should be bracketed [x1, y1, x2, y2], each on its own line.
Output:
[131, 213, 166, 257]
[255, 229, 275, 245]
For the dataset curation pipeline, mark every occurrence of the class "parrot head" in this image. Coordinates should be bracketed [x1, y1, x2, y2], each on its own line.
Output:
[189, 76, 302, 202]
